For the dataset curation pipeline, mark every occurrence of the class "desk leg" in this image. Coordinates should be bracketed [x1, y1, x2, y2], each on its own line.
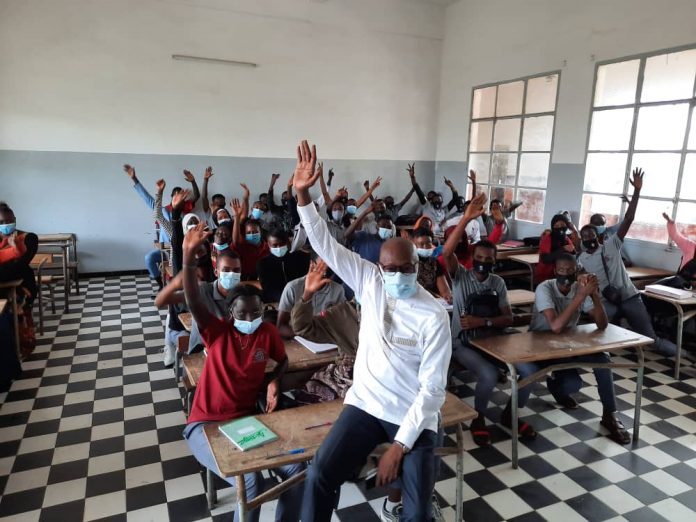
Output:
[61, 245, 70, 312]
[632, 348, 645, 445]
[206, 468, 217, 509]
[527, 264, 534, 291]
[10, 287, 21, 359]
[507, 363, 519, 468]
[236, 474, 248, 522]
[456, 423, 464, 522]
[675, 305, 684, 380]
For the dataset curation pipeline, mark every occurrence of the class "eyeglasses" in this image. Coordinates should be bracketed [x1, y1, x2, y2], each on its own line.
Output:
[379, 262, 419, 274]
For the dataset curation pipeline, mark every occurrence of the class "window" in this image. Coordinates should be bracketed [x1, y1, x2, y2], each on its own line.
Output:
[581, 46, 696, 243]
[467, 72, 560, 224]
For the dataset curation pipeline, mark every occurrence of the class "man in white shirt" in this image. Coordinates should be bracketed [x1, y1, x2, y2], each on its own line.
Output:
[293, 140, 451, 522]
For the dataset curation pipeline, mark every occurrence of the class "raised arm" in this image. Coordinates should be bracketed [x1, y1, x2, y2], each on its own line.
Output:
[663, 212, 695, 254]
[170, 189, 190, 275]
[183, 170, 200, 204]
[362, 180, 375, 203]
[125, 164, 156, 209]
[201, 166, 213, 213]
[443, 177, 460, 211]
[397, 186, 415, 208]
[153, 180, 174, 240]
[408, 163, 426, 205]
[182, 223, 215, 330]
[240, 183, 250, 220]
[617, 167, 643, 240]
[290, 260, 337, 342]
[267, 173, 284, 213]
[230, 198, 244, 246]
[442, 192, 487, 276]
[316, 162, 332, 206]
[154, 271, 186, 308]
[468, 170, 477, 198]
[355, 177, 382, 209]
[344, 200, 379, 242]
[293, 140, 375, 296]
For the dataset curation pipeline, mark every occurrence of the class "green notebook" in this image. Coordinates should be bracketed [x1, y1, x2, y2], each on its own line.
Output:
[218, 416, 278, 452]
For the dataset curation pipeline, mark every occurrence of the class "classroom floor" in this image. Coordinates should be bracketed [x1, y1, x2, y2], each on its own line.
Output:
[1, 274, 696, 521]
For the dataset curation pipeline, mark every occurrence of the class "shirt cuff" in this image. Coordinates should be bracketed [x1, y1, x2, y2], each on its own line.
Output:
[394, 424, 420, 451]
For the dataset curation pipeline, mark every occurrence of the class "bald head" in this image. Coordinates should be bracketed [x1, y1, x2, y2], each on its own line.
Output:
[380, 237, 418, 267]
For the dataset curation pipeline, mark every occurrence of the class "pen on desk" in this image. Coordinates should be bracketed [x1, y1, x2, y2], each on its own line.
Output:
[305, 422, 332, 430]
[265, 448, 305, 460]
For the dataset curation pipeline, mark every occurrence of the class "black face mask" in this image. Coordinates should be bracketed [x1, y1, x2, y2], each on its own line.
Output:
[583, 238, 599, 251]
[385, 201, 394, 209]
[556, 273, 576, 286]
[553, 227, 567, 237]
[473, 260, 494, 274]
[433, 202, 442, 210]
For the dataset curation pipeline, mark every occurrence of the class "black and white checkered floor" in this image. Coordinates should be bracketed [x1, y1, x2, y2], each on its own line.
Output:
[1, 274, 696, 521]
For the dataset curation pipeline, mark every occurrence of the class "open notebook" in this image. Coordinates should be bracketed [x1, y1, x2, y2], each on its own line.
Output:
[294, 336, 338, 354]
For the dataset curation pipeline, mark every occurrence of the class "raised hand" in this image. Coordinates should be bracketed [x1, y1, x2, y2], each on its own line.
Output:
[272, 173, 281, 182]
[183, 170, 195, 183]
[363, 180, 370, 191]
[183, 222, 211, 253]
[123, 164, 136, 179]
[468, 170, 476, 183]
[443, 177, 454, 189]
[372, 176, 383, 189]
[172, 189, 191, 209]
[240, 183, 250, 199]
[203, 166, 213, 180]
[463, 192, 487, 222]
[491, 205, 504, 224]
[662, 212, 674, 224]
[335, 186, 348, 198]
[316, 162, 324, 179]
[629, 167, 644, 190]
[292, 140, 319, 192]
[304, 260, 333, 296]
[230, 198, 244, 219]
[155, 179, 166, 193]
[328, 168, 335, 180]
[406, 163, 415, 180]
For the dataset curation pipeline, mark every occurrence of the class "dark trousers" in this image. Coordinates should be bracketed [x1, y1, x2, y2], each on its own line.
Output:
[301, 405, 438, 522]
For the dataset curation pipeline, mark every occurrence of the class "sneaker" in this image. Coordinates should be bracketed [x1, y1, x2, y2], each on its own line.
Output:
[380, 499, 402, 522]
[431, 495, 444, 522]
[163, 344, 176, 368]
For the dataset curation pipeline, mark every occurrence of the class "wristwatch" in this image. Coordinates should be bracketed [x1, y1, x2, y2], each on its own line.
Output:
[394, 441, 410, 454]
[485, 319, 493, 328]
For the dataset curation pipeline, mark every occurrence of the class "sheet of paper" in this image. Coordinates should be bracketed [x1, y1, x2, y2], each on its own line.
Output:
[294, 336, 338, 354]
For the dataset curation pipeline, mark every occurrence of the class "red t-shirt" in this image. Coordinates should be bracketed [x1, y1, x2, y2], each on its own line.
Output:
[535, 233, 575, 283]
[232, 240, 270, 281]
[165, 201, 195, 215]
[187, 319, 286, 424]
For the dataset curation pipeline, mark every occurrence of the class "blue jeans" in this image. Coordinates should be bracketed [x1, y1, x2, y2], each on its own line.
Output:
[184, 423, 304, 522]
[145, 249, 168, 279]
[453, 340, 538, 414]
[546, 353, 617, 412]
[301, 405, 439, 522]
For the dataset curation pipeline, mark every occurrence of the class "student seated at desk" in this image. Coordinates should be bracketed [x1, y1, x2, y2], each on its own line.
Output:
[276, 255, 345, 339]
[257, 228, 310, 303]
[412, 228, 452, 304]
[210, 223, 233, 268]
[578, 168, 676, 357]
[230, 198, 270, 281]
[535, 213, 577, 284]
[181, 224, 304, 522]
[443, 195, 538, 447]
[530, 254, 630, 444]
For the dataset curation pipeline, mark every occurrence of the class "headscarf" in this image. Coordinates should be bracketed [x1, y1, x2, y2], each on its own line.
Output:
[182, 213, 199, 234]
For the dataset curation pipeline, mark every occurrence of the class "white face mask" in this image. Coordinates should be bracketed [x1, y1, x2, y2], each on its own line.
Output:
[416, 247, 435, 258]
[331, 210, 344, 222]
[378, 227, 393, 240]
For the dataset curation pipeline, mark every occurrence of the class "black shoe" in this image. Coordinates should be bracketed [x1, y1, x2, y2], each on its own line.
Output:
[601, 413, 631, 445]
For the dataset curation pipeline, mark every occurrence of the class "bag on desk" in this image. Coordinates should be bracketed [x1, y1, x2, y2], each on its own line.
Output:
[460, 290, 501, 341]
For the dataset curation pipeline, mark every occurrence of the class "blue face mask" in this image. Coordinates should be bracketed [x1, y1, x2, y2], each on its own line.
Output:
[218, 271, 241, 290]
[245, 232, 262, 245]
[346, 205, 357, 215]
[270, 245, 288, 257]
[0, 223, 16, 235]
[213, 242, 229, 251]
[416, 247, 435, 258]
[251, 208, 264, 220]
[234, 316, 263, 335]
[382, 270, 418, 299]
[378, 227, 394, 240]
[595, 225, 606, 235]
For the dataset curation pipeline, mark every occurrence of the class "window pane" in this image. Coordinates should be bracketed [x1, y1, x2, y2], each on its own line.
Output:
[472, 86, 496, 119]
[490, 186, 514, 205]
[580, 193, 622, 230]
[594, 60, 640, 107]
[515, 188, 545, 223]
[635, 103, 689, 150]
[630, 153, 681, 198]
[625, 198, 673, 243]
[522, 115, 554, 151]
[496, 81, 524, 117]
[588, 108, 634, 150]
[642, 49, 696, 103]
[525, 74, 558, 114]
[468, 153, 491, 184]
[680, 154, 696, 200]
[469, 121, 493, 152]
[493, 118, 521, 151]
[689, 107, 696, 150]
[675, 202, 696, 240]
[490, 153, 517, 185]
[583, 153, 627, 193]
[518, 153, 550, 188]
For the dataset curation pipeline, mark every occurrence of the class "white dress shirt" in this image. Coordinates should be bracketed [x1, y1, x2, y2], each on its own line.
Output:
[298, 202, 451, 448]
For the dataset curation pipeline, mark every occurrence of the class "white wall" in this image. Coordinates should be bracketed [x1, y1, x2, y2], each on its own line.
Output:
[435, 0, 696, 267]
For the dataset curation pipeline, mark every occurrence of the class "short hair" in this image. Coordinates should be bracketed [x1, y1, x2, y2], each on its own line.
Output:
[228, 284, 263, 305]
[330, 199, 344, 211]
[472, 239, 497, 256]
[555, 253, 577, 267]
[589, 213, 605, 226]
[211, 193, 225, 201]
[258, 193, 268, 200]
[267, 227, 289, 242]
[413, 227, 434, 240]
[0, 201, 12, 213]
[376, 213, 393, 226]
[243, 218, 263, 231]
[580, 224, 598, 236]
[217, 251, 241, 263]
[489, 198, 501, 209]
[170, 186, 183, 197]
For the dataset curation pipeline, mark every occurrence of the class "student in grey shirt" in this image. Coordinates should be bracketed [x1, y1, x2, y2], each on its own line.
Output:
[530, 253, 630, 444]
[276, 256, 346, 339]
[577, 167, 676, 357]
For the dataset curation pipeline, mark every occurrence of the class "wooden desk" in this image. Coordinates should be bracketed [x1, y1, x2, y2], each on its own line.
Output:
[496, 245, 539, 260]
[469, 323, 653, 468]
[204, 392, 476, 521]
[507, 289, 536, 308]
[179, 312, 192, 332]
[627, 266, 673, 280]
[641, 290, 696, 379]
[30, 253, 55, 267]
[0, 280, 23, 358]
[507, 254, 539, 290]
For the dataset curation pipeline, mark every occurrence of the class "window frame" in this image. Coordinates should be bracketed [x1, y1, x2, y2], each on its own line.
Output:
[581, 43, 696, 245]
[467, 70, 562, 224]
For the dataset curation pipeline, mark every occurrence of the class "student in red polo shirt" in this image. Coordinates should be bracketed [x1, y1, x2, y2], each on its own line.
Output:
[181, 223, 304, 522]
[230, 198, 270, 280]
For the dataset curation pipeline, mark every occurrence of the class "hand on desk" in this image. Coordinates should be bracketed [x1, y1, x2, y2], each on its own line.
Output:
[376, 444, 403, 487]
